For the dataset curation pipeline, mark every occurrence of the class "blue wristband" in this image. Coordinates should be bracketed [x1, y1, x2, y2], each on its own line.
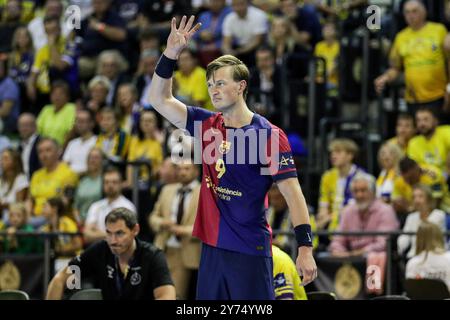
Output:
[155, 54, 177, 79]
[294, 224, 313, 247]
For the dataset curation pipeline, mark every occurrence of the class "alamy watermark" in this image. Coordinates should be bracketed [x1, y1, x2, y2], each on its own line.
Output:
[366, 5, 382, 30]
[66, 265, 81, 290]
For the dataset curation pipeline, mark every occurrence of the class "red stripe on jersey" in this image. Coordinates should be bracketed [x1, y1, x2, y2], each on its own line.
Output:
[192, 115, 224, 246]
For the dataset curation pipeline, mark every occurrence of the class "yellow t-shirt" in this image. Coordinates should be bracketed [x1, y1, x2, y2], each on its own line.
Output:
[389, 22, 447, 103]
[319, 165, 364, 231]
[128, 136, 163, 180]
[41, 216, 81, 256]
[314, 40, 340, 85]
[30, 163, 79, 216]
[272, 245, 307, 300]
[392, 164, 450, 212]
[174, 66, 214, 110]
[37, 103, 76, 146]
[32, 37, 68, 94]
[407, 125, 450, 172]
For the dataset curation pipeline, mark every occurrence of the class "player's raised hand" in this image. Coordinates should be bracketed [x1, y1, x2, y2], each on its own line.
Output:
[296, 246, 317, 286]
[164, 15, 201, 59]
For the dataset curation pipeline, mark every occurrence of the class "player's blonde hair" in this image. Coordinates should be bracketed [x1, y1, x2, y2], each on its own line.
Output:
[206, 55, 249, 99]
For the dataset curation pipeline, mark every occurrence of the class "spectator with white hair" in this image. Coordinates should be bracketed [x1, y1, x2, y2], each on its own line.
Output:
[85, 75, 111, 115]
[329, 173, 399, 257]
[95, 49, 130, 106]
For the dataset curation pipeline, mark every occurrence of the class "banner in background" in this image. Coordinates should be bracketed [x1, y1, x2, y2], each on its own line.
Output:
[0, 254, 45, 299]
[312, 255, 367, 300]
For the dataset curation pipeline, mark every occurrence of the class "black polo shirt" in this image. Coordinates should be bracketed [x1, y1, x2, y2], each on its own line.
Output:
[77, 9, 127, 57]
[68, 239, 173, 300]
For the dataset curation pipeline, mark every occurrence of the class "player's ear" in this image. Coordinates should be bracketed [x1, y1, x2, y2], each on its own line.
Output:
[239, 80, 247, 95]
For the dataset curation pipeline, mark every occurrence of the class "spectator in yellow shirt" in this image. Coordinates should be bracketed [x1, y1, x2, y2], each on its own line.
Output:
[125, 110, 163, 190]
[314, 21, 339, 95]
[29, 138, 78, 227]
[407, 107, 450, 172]
[40, 197, 82, 258]
[392, 157, 450, 225]
[374, 0, 449, 119]
[27, 15, 78, 112]
[174, 48, 213, 110]
[95, 107, 130, 163]
[387, 113, 416, 154]
[36, 81, 76, 147]
[317, 138, 365, 233]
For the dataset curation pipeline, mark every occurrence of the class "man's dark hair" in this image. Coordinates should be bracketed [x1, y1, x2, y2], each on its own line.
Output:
[38, 137, 60, 149]
[51, 80, 70, 97]
[399, 157, 419, 174]
[105, 207, 137, 229]
[103, 165, 123, 180]
[415, 106, 437, 119]
[397, 112, 414, 122]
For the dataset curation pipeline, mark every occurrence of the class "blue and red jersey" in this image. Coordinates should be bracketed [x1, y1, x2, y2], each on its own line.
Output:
[186, 106, 297, 257]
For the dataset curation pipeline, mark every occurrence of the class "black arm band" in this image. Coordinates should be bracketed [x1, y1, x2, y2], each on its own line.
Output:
[155, 54, 177, 79]
[294, 224, 313, 247]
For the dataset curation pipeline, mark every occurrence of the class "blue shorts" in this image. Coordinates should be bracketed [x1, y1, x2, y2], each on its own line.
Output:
[196, 243, 274, 300]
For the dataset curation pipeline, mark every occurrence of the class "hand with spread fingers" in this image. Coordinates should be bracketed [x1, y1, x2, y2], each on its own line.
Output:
[164, 15, 201, 59]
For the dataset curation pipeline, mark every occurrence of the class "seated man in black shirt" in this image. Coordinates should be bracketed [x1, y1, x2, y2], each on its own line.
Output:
[46, 207, 176, 300]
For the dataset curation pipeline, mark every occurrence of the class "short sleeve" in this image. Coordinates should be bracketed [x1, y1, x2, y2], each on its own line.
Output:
[222, 14, 233, 37]
[252, 10, 268, 35]
[2, 79, 19, 101]
[68, 241, 103, 278]
[14, 174, 29, 192]
[185, 106, 216, 136]
[266, 127, 297, 182]
[149, 249, 174, 289]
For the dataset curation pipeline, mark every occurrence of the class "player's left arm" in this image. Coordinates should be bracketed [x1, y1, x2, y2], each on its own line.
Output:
[277, 177, 317, 286]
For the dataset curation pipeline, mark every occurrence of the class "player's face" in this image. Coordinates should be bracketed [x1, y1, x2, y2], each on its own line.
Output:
[396, 118, 415, 139]
[106, 220, 139, 256]
[330, 149, 353, 168]
[207, 66, 245, 112]
[415, 111, 437, 136]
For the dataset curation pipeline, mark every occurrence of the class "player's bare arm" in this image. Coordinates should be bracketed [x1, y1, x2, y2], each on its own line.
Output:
[277, 177, 318, 286]
[148, 15, 201, 129]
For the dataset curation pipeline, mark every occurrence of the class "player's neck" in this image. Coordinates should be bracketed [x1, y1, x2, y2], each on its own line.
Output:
[222, 104, 254, 128]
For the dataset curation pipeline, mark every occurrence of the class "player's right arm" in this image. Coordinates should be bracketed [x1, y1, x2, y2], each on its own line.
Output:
[46, 266, 71, 300]
[148, 16, 201, 129]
